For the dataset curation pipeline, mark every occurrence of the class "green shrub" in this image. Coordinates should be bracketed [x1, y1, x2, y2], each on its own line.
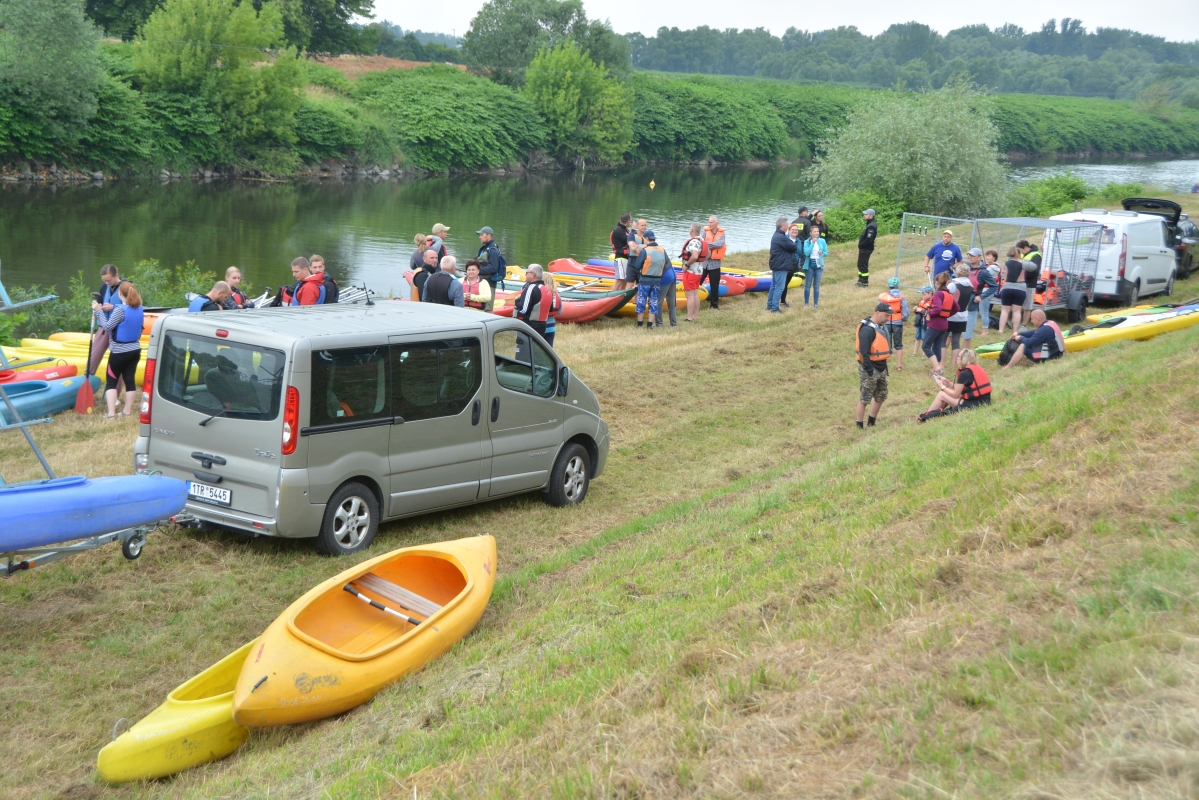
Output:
[991, 94, 1199, 155]
[70, 73, 154, 168]
[1007, 173, 1090, 217]
[305, 62, 355, 96]
[355, 66, 545, 169]
[144, 92, 227, 167]
[125, 259, 216, 308]
[810, 83, 1007, 218]
[294, 95, 395, 164]
[822, 190, 904, 243]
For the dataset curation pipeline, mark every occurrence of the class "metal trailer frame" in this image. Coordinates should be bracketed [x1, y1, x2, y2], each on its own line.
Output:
[972, 217, 1104, 323]
[0, 260, 167, 576]
[893, 213, 977, 291]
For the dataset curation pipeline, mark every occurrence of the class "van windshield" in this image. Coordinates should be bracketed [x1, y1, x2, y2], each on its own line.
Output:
[158, 331, 286, 420]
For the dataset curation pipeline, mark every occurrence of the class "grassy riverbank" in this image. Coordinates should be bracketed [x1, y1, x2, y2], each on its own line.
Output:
[4, 215, 1199, 797]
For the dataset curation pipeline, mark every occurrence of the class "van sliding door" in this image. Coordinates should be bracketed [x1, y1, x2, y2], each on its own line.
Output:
[387, 334, 487, 516]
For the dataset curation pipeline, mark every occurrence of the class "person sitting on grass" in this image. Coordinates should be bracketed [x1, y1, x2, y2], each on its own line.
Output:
[918, 349, 992, 422]
[1003, 309, 1064, 369]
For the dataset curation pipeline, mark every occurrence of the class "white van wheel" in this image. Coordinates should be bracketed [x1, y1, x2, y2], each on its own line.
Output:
[315, 482, 378, 555]
[545, 444, 590, 507]
[1164, 272, 1175, 297]
[1127, 281, 1139, 306]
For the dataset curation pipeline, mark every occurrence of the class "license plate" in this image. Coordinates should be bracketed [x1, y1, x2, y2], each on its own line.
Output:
[189, 481, 231, 507]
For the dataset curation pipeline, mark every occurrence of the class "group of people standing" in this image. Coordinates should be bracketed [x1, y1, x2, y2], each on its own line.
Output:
[610, 212, 727, 325]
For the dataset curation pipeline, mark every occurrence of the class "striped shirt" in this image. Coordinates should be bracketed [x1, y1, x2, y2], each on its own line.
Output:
[96, 306, 141, 354]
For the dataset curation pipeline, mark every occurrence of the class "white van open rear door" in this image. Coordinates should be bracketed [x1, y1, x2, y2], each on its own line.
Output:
[1128, 220, 1175, 296]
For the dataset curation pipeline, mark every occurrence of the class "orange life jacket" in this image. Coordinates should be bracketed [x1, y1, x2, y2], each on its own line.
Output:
[961, 364, 992, 400]
[878, 292, 903, 323]
[855, 320, 892, 364]
[704, 226, 727, 260]
[915, 297, 932, 319]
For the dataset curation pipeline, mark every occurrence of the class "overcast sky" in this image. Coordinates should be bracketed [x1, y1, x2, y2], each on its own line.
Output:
[371, 0, 1199, 42]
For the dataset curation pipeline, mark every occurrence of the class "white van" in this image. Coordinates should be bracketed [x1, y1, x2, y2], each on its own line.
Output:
[1050, 210, 1177, 306]
[133, 303, 609, 555]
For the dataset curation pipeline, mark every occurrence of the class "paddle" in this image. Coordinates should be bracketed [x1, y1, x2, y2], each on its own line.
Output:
[74, 309, 96, 415]
[343, 584, 422, 626]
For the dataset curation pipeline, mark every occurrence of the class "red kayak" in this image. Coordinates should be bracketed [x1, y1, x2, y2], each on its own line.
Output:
[494, 291, 630, 324]
[0, 364, 78, 384]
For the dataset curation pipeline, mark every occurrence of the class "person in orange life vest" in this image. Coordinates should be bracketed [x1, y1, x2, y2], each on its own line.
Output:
[541, 272, 563, 346]
[309, 254, 338, 303]
[856, 303, 893, 430]
[918, 349, 992, 422]
[879, 276, 909, 370]
[1003, 309, 1065, 369]
[913, 284, 934, 346]
[702, 215, 726, 310]
[515, 263, 552, 339]
[223, 266, 249, 308]
[681, 221, 706, 321]
[281, 257, 325, 306]
[461, 260, 493, 311]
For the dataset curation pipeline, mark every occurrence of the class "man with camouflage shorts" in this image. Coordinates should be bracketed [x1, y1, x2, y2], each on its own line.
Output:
[855, 302, 893, 429]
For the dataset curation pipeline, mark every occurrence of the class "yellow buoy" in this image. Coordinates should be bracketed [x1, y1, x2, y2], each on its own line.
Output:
[649, 179, 656, 190]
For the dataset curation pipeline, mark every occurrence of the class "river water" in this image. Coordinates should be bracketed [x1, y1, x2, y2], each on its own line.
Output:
[1, 158, 1196, 296]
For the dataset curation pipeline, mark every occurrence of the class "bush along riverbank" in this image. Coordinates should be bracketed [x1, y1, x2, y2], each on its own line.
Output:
[3, 40, 1199, 183]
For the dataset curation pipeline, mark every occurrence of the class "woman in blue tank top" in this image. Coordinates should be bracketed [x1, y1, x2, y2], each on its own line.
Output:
[92, 282, 144, 418]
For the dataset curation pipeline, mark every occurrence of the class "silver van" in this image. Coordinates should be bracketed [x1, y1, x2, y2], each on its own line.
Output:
[133, 303, 609, 555]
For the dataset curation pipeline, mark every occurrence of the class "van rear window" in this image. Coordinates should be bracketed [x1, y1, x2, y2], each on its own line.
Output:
[157, 332, 286, 420]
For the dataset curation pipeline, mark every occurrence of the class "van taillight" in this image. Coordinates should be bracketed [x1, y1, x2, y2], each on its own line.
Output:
[1118, 233, 1127, 278]
[281, 386, 299, 455]
[139, 358, 156, 424]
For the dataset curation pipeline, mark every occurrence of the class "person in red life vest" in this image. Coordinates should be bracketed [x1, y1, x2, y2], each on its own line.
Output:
[280, 257, 325, 306]
[515, 263, 552, 339]
[879, 276, 909, 370]
[681, 221, 707, 322]
[920, 272, 958, 377]
[542, 272, 563, 346]
[309, 254, 338, 304]
[610, 213, 632, 292]
[223, 266, 249, 308]
[918, 349, 992, 422]
[856, 302, 893, 430]
[1003, 309, 1065, 369]
[461, 260, 493, 311]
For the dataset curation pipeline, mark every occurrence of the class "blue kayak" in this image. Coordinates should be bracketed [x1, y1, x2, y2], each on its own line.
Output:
[0, 475, 187, 551]
[0, 376, 100, 424]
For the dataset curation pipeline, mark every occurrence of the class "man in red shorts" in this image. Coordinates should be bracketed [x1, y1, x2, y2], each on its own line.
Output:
[680, 222, 705, 322]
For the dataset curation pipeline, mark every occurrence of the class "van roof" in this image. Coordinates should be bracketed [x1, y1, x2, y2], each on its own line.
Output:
[160, 302, 488, 341]
[1048, 209, 1162, 225]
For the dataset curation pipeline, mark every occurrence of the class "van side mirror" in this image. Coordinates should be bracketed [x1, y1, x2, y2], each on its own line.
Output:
[557, 366, 570, 396]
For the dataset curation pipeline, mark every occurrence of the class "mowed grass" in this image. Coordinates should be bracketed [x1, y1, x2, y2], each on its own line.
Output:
[2, 212, 1199, 799]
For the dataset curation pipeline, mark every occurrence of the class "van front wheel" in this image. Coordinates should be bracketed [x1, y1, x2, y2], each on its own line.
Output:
[544, 444, 590, 507]
[315, 482, 378, 556]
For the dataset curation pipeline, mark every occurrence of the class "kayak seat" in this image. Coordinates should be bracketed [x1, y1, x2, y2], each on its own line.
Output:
[354, 573, 443, 619]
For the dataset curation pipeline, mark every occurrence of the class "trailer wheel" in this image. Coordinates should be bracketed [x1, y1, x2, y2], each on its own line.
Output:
[1067, 298, 1088, 324]
[122, 534, 145, 560]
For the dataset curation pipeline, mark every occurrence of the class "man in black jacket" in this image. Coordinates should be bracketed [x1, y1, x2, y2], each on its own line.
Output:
[475, 226, 504, 306]
[856, 209, 878, 288]
[767, 216, 798, 313]
[610, 213, 631, 291]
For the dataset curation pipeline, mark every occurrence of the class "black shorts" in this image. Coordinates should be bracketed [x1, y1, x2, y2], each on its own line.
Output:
[947, 320, 967, 334]
[105, 348, 141, 392]
[1000, 287, 1026, 306]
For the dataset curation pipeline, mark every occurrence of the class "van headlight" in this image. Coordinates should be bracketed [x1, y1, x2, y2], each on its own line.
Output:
[135, 454, 149, 472]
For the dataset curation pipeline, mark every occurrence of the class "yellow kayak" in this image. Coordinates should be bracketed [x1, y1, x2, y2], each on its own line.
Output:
[3, 346, 147, 385]
[232, 535, 497, 727]
[49, 331, 151, 346]
[97, 640, 255, 783]
[982, 306, 1199, 359]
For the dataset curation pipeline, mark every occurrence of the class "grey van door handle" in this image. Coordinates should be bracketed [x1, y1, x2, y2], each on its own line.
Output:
[472, 399, 481, 426]
[491, 396, 500, 423]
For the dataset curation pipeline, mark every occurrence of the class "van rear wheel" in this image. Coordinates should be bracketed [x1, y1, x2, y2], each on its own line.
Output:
[544, 444, 590, 507]
[315, 482, 378, 556]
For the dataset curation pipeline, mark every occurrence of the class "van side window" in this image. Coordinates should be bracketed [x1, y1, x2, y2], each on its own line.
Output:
[310, 346, 390, 427]
[392, 338, 482, 422]
[493, 329, 556, 399]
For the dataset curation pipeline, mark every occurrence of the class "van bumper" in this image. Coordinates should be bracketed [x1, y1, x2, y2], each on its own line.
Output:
[593, 428, 610, 478]
[179, 469, 323, 539]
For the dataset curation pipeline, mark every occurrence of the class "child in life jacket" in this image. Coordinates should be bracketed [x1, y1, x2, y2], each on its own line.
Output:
[878, 276, 910, 370]
[913, 284, 934, 346]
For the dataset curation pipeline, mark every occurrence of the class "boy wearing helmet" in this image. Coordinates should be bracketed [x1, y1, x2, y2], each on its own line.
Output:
[878, 276, 910, 370]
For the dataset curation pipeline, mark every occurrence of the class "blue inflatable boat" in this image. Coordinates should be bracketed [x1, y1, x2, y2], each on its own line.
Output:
[0, 475, 187, 552]
[0, 376, 101, 424]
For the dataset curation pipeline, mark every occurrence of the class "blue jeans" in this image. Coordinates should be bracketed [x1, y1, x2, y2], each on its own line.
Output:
[804, 267, 823, 306]
[966, 308, 979, 339]
[767, 270, 789, 310]
[977, 292, 995, 334]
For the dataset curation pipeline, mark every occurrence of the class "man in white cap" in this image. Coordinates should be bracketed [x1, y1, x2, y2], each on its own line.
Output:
[924, 229, 962, 280]
[856, 208, 878, 288]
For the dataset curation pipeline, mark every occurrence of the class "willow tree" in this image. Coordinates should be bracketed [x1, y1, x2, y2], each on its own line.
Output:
[809, 83, 1007, 219]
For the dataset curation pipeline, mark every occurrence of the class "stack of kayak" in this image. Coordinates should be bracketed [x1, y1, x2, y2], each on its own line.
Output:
[3, 332, 150, 387]
[0, 375, 100, 423]
[584, 257, 802, 295]
[97, 535, 497, 783]
[978, 302, 1199, 359]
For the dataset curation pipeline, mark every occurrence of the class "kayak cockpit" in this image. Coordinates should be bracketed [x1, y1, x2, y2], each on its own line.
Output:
[167, 640, 255, 704]
[290, 553, 469, 661]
